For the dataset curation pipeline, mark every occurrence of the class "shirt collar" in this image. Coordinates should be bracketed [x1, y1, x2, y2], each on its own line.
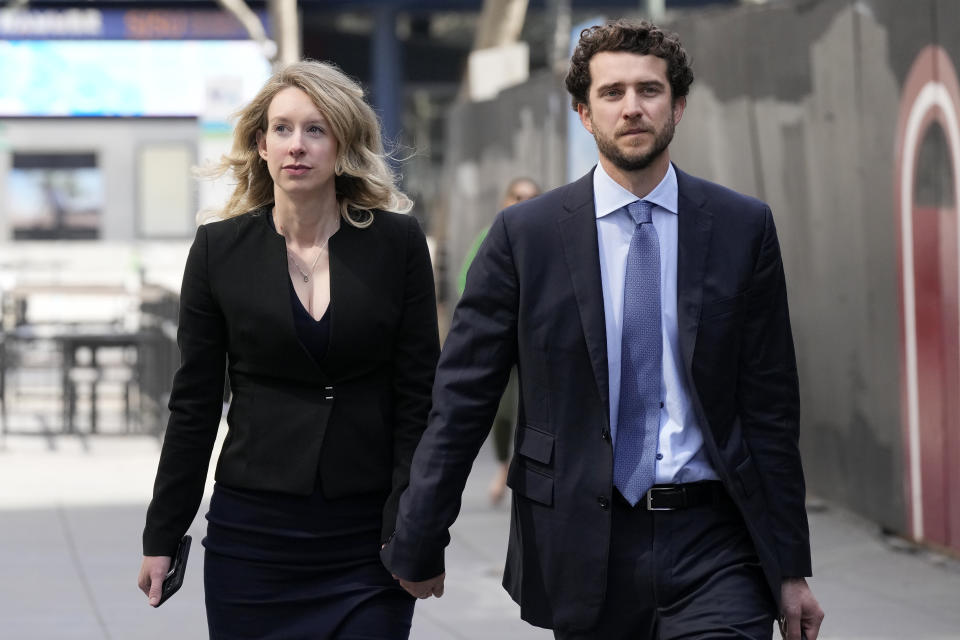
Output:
[593, 161, 678, 219]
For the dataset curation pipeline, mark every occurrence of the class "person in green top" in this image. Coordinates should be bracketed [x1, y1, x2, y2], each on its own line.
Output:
[458, 177, 541, 504]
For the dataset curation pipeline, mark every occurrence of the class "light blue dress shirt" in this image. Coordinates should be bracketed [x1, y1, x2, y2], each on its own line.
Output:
[594, 162, 718, 485]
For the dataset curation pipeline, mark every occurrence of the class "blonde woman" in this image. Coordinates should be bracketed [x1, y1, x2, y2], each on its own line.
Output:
[137, 60, 439, 639]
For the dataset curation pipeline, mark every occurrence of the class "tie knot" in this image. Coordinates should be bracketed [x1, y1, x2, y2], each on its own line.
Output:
[627, 200, 653, 225]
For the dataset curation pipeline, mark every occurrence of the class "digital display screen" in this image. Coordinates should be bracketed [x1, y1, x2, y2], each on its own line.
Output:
[0, 39, 272, 117]
[8, 152, 103, 240]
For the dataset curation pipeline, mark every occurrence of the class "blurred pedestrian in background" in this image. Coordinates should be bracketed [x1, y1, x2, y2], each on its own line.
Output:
[137, 60, 439, 639]
[457, 177, 541, 505]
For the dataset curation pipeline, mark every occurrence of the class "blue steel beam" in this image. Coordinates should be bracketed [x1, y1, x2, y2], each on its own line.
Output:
[371, 3, 402, 153]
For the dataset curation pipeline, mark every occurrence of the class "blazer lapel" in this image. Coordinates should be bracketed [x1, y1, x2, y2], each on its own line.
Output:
[557, 170, 610, 418]
[323, 220, 360, 371]
[254, 212, 329, 381]
[675, 167, 713, 377]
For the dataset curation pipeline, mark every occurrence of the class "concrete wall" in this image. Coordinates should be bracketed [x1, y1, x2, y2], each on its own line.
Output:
[440, 71, 567, 304]
[439, 0, 960, 546]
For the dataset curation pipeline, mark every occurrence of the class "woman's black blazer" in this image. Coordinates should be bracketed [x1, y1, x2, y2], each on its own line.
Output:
[143, 208, 440, 556]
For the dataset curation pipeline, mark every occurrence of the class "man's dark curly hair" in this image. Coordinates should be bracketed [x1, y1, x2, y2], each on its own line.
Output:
[565, 20, 694, 111]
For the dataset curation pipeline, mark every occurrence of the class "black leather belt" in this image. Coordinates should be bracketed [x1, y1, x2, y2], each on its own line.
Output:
[615, 481, 728, 511]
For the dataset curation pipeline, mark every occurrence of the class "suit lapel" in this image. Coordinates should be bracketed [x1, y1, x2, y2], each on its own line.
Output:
[254, 211, 329, 381]
[675, 167, 713, 377]
[557, 170, 610, 417]
[323, 220, 360, 371]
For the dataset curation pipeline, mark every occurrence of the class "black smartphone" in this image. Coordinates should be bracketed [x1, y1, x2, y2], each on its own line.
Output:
[155, 535, 191, 607]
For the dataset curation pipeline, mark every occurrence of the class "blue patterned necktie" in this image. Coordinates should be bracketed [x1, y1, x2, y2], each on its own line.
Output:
[614, 199, 662, 506]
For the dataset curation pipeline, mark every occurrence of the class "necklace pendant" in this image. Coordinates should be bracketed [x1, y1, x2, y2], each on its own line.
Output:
[303, 275, 310, 283]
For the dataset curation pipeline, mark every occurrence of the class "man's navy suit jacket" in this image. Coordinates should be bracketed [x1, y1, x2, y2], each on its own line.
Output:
[382, 167, 811, 633]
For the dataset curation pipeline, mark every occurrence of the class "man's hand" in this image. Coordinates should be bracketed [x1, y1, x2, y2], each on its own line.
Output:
[779, 577, 824, 640]
[394, 572, 445, 599]
[138, 555, 172, 607]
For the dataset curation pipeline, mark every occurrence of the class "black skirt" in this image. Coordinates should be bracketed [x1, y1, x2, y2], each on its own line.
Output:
[203, 483, 414, 640]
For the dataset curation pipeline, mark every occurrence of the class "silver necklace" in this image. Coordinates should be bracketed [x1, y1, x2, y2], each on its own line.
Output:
[275, 211, 335, 283]
[287, 237, 329, 283]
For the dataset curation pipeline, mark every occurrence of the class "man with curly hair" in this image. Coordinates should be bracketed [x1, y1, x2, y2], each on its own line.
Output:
[384, 19, 823, 640]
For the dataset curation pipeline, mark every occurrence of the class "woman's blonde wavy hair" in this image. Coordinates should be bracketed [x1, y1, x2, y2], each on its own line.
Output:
[201, 60, 411, 227]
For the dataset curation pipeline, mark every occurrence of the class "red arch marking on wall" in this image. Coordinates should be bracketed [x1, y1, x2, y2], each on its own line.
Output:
[895, 45, 960, 547]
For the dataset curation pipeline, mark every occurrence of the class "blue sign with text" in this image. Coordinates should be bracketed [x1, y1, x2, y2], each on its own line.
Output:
[0, 8, 270, 40]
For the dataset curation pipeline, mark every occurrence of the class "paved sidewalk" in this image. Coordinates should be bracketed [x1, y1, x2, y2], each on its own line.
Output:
[0, 430, 959, 639]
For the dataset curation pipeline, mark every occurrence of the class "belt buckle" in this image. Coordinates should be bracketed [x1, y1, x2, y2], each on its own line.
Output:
[645, 486, 677, 511]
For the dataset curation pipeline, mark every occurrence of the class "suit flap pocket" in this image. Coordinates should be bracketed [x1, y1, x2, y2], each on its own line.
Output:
[516, 425, 554, 464]
[509, 464, 554, 506]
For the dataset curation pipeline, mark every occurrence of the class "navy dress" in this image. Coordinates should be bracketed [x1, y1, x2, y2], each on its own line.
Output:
[202, 267, 415, 639]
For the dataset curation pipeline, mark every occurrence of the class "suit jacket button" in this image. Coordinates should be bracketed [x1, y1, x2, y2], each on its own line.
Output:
[598, 496, 610, 510]
[601, 430, 610, 441]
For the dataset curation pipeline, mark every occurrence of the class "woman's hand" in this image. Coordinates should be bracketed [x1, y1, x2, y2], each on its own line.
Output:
[138, 555, 172, 607]
[395, 572, 445, 599]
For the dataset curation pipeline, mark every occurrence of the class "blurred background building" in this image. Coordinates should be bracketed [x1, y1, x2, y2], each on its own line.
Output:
[1, 0, 958, 563]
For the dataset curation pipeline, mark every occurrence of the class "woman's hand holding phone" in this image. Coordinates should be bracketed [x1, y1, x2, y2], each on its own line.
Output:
[138, 554, 172, 607]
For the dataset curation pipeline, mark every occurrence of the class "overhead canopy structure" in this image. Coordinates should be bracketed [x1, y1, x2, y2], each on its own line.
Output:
[9, 0, 738, 142]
